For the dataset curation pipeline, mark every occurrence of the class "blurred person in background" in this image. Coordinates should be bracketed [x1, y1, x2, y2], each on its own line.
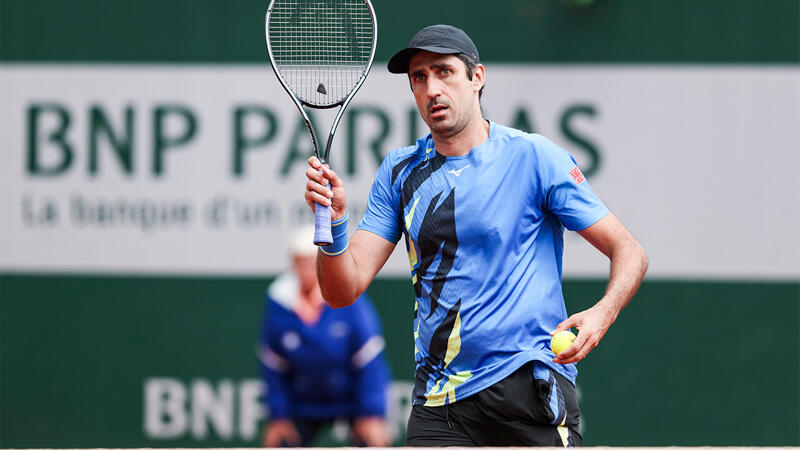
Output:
[257, 225, 391, 447]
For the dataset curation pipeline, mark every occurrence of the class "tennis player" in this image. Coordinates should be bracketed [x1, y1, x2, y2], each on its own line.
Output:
[304, 24, 648, 446]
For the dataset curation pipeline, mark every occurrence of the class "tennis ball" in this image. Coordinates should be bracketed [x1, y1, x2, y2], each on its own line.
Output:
[551, 330, 577, 355]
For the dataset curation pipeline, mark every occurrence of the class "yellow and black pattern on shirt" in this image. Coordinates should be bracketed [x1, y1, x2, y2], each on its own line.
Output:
[422, 304, 473, 406]
[392, 150, 469, 405]
[415, 299, 471, 406]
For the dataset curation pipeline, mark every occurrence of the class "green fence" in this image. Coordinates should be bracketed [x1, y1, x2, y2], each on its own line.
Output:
[1, 0, 798, 63]
[2, 275, 798, 446]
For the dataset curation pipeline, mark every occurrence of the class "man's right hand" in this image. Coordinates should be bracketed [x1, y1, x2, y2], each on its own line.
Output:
[305, 156, 396, 308]
[262, 419, 301, 447]
[305, 156, 347, 222]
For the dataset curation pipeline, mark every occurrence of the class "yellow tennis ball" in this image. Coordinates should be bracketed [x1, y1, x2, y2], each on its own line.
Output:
[551, 330, 576, 355]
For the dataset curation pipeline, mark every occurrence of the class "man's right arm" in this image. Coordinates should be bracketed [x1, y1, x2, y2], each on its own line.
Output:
[317, 230, 395, 308]
[305, 157, 396, 308]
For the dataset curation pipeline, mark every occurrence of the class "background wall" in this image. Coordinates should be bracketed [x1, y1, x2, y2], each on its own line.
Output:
[1, 0, 798, 447]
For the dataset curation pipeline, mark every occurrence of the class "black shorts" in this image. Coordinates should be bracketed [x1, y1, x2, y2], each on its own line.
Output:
[406, 361, 582, 447]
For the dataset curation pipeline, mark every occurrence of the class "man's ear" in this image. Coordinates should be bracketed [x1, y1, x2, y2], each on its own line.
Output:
[473, 64, 485, 92]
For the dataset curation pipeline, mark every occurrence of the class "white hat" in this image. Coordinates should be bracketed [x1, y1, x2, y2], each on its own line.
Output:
[289, 224, 318, 256]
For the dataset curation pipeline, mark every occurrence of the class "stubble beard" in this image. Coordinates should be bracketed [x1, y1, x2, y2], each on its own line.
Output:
[424, 105, 471, 140]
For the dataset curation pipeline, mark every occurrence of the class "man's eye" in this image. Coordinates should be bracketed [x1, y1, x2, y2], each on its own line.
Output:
[442, 68, 452, 75]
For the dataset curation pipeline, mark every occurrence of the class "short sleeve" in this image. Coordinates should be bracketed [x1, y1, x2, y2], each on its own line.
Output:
[357, 155, 402, 243]
[535, 137, 609, 231]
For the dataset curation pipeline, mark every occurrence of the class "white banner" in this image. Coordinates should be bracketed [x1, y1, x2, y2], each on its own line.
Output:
[1, 64, 798, 279]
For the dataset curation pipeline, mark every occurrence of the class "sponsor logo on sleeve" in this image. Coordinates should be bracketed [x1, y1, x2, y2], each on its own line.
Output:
[570, 166, 585, 184]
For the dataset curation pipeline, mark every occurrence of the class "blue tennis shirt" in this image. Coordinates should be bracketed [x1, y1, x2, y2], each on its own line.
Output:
[358, 121, 609, 406]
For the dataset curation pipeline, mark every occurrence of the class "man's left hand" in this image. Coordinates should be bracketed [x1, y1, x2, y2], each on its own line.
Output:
[550, 302, 617, 364]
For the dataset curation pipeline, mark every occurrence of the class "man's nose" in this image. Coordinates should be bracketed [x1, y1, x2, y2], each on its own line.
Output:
[425, 78, 444, 98]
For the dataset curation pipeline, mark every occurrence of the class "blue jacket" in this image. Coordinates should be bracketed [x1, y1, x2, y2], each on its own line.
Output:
[258, 272, 390, 420]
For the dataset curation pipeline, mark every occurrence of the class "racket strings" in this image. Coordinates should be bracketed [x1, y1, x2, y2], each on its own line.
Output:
[269, 0, 374, 107]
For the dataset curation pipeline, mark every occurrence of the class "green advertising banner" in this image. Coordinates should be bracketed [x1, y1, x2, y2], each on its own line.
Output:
[2, 275, 798, 446]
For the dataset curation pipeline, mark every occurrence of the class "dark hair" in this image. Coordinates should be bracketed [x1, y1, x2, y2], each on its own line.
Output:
[456, 53, 484, 99]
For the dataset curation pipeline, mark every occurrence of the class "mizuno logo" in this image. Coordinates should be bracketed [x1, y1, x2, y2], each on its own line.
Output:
[448, 165, 471, 176]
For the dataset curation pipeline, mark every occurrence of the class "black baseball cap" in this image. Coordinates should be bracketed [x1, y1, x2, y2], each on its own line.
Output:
[387, 24, 480, 74]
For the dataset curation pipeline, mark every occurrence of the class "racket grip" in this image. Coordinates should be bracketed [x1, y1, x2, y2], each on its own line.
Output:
[313, 171, 333, 246]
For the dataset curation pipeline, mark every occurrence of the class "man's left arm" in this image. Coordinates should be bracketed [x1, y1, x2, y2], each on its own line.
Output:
[552, 213, 648, 364]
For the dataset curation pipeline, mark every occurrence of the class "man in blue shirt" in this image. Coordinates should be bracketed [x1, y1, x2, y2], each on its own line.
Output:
[304, 24, 648, 446]
[258, 226, 391, 447]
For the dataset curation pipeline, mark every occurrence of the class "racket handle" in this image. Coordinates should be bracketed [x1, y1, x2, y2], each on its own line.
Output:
[313, 169, 333, 246]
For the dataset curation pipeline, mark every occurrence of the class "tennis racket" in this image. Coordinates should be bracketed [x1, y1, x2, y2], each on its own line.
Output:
[265, 0, 378, 245]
